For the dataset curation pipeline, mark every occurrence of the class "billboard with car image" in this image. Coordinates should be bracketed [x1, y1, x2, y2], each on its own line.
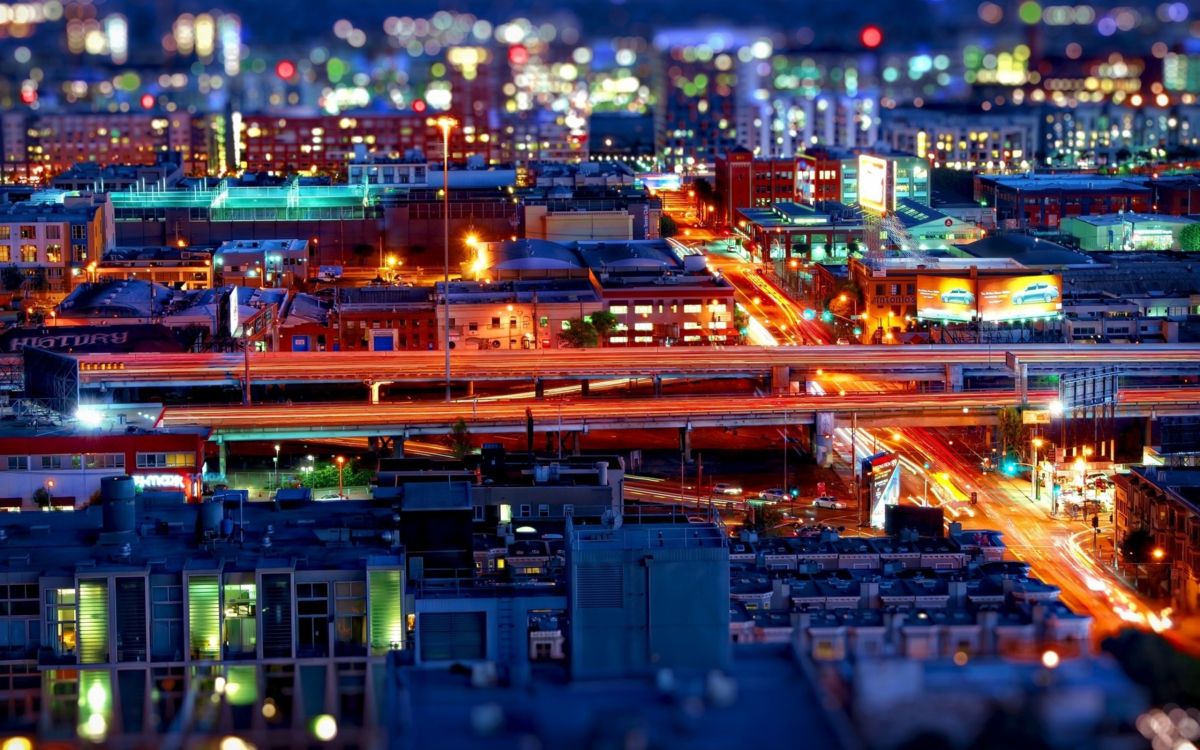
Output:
[978, 274, 1062, 322]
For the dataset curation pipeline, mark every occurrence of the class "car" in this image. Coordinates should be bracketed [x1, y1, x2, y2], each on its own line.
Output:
[758, 488, 789, 503]
[1012, 282, 1059, 305]
[712, 482, 743, 496]
[687, 516, 707, 524]
[317, 492, 349, 501]
[812, 496, 845, 509]
[835, 338, 850, 345]
[940, 288, 975, 306]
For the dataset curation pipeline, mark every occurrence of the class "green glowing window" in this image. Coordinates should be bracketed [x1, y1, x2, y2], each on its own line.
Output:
[78, 580, 109, 664]
[187, 575, 221, 661]
[368, 570, 403, 655]
[222, 584, 256, 657]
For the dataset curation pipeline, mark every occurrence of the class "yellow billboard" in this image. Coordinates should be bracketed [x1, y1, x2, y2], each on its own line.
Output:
[978, 274, 1062, 322]
[916, 275, 977, 321]
[858, 155, 889, 216]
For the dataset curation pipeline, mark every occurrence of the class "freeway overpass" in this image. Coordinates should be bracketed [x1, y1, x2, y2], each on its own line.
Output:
[155, 387, 1200, 443]
[53, 343, 1200, 395]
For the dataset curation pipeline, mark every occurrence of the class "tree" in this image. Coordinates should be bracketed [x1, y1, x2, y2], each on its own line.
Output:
[32, 487, 51, 509]
[28, 269, 47, 293]
[732, 306, 750, 343]
[350, 243, 374, 266]
[659, 214, 678, 238]
[1, 266, 23, 293]
[846, 239, 861, 256]
[1120, 527, 1154, 564]
[298, 460, 373, 490]
[997, 407, 1026, 462]
[1181, 224, 1200, 252]
[559, 318, 599, 348]
[589, 310, 618, 344]
[450, 418, 472, 459]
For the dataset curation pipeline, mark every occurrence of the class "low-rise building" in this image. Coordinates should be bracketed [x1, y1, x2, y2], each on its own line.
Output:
[0, 193, 113, 294]
[95, 246, 213, 288]
[1112, 467, 1200, 615]
[214, 239, 312, 289]
[1061, 213, 1197, 251]
[974, 174, 1152, 230]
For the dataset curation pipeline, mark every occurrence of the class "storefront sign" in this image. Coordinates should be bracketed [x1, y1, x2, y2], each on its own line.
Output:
[133, 473, 186, 490]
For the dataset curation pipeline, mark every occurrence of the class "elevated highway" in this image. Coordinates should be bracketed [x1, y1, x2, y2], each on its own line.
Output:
[60, 344, 1200, 393]
[156, 387, 1200, 442]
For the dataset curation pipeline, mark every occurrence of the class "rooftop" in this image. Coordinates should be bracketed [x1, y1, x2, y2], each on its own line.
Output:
[983, 174, 1151, 194]
[1065, 212, 1196, 226]
[957, 233, 1095, 267]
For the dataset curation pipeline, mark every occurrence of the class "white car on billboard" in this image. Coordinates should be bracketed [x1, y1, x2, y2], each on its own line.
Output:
[1012, 282, 1059, 305]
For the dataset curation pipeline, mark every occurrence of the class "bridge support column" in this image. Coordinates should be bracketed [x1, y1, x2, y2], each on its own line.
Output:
[391, 437, 406, 458]
[653, 376, 663, 397]
[770, 365, 792, 395]
[571, 431, 582, 456]
[467, 381, 475, 398]
[217, 439, 227, 479]
[1015, 361, 1029, 405]
[580, 379, 590, 397]
[535, 378, 545, 399]
[945, 364, 963, 393]
[368, 381, 383, 404]
[678, 426, 692, 462]
[813, 412, 836, 468]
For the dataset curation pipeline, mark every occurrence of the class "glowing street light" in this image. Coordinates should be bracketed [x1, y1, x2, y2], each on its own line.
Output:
[335, 455, 346, 499]
[1152, 547, 1166, 561]
[436, 116, 458, 401]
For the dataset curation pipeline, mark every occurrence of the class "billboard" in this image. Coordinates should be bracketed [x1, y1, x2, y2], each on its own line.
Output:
[916, 275, 977, 322]
[862, 452, 901, 529]
[978, 274, 1062, 322]
[858, 155, 889, 216]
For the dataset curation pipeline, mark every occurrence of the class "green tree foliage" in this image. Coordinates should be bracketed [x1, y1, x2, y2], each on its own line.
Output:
[1, 266, 24, 293]
[1180, 223, 1200, 252]
[659, 214, 678, 238]
[32, 487, 51, 509]
[1104, 629, 1200, 707]
[589, 310, 619, 341]
[559, 318, 599, 348]
[450, 418, 473, 459]
[733, 306, 750, 343]
[997, 407, 1026, 461]
[1119, 527, 1154, 564]
[298, 460, 373, 490]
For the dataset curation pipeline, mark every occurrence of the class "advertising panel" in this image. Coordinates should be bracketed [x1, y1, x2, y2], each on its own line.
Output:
[916, 275, 977, 321]
[858, 155, 889, 216]
[978, 274, 1062, 322]
[862, 452, 901, 529]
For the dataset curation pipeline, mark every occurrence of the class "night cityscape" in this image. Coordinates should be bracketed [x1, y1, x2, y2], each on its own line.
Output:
[1, 0, 1200, 748]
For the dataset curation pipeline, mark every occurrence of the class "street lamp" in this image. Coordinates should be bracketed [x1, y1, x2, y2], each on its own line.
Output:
[273, 443, 281, 490]
[437, 116, 458, 401]
[1031, 437, 1044, 501]
[335, 455, 346, 499]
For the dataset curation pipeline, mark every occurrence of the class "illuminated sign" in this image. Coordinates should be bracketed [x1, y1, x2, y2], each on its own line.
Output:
[133, 473, 186, 490]
[858, 155, 889, 216]
[978, 274, 1062, 322]
[862, 452, 901, 529]
[637, 173, 683, 191]
[916, 275, 977, 322]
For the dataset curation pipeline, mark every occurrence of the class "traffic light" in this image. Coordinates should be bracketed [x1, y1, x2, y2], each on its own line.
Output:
[820, 310, 833, 323]
[790, 488, 799, 497]
[1002, 461, 1017, 476]
[852, 327, 862, 336]
[802, 309, 816, 321]
[923, 462, 931, 470]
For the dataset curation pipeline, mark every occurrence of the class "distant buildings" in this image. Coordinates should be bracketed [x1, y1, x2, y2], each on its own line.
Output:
[1061, 213, 1197, 251]
[974, 174, 1153, 229]
[0, 193, 113, 294]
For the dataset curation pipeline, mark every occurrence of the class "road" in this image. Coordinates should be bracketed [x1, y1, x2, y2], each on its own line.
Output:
[158, 386, 1200, 440]
[848, 426, 1192, 654]
[69, 344, 1200, 388]
[697, 240, 832, 346]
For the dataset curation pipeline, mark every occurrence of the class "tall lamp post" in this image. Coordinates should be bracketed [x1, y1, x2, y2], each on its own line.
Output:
[437, 116, 458, 401]
[335, 455, 346, 499]
[273, 443, 281, 490]
[1031, 437, 1044, 502]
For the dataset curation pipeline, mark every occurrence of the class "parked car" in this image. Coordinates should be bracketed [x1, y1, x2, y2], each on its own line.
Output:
[758, 488, 789, 503]
[713, 482, 743, 496]
[940, 288, 975, 306]
[1012, 282, 1059, 305]
[812, 496, 845, 509]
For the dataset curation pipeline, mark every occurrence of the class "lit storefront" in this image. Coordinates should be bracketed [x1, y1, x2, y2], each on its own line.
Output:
[0, 433, 205, 509]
